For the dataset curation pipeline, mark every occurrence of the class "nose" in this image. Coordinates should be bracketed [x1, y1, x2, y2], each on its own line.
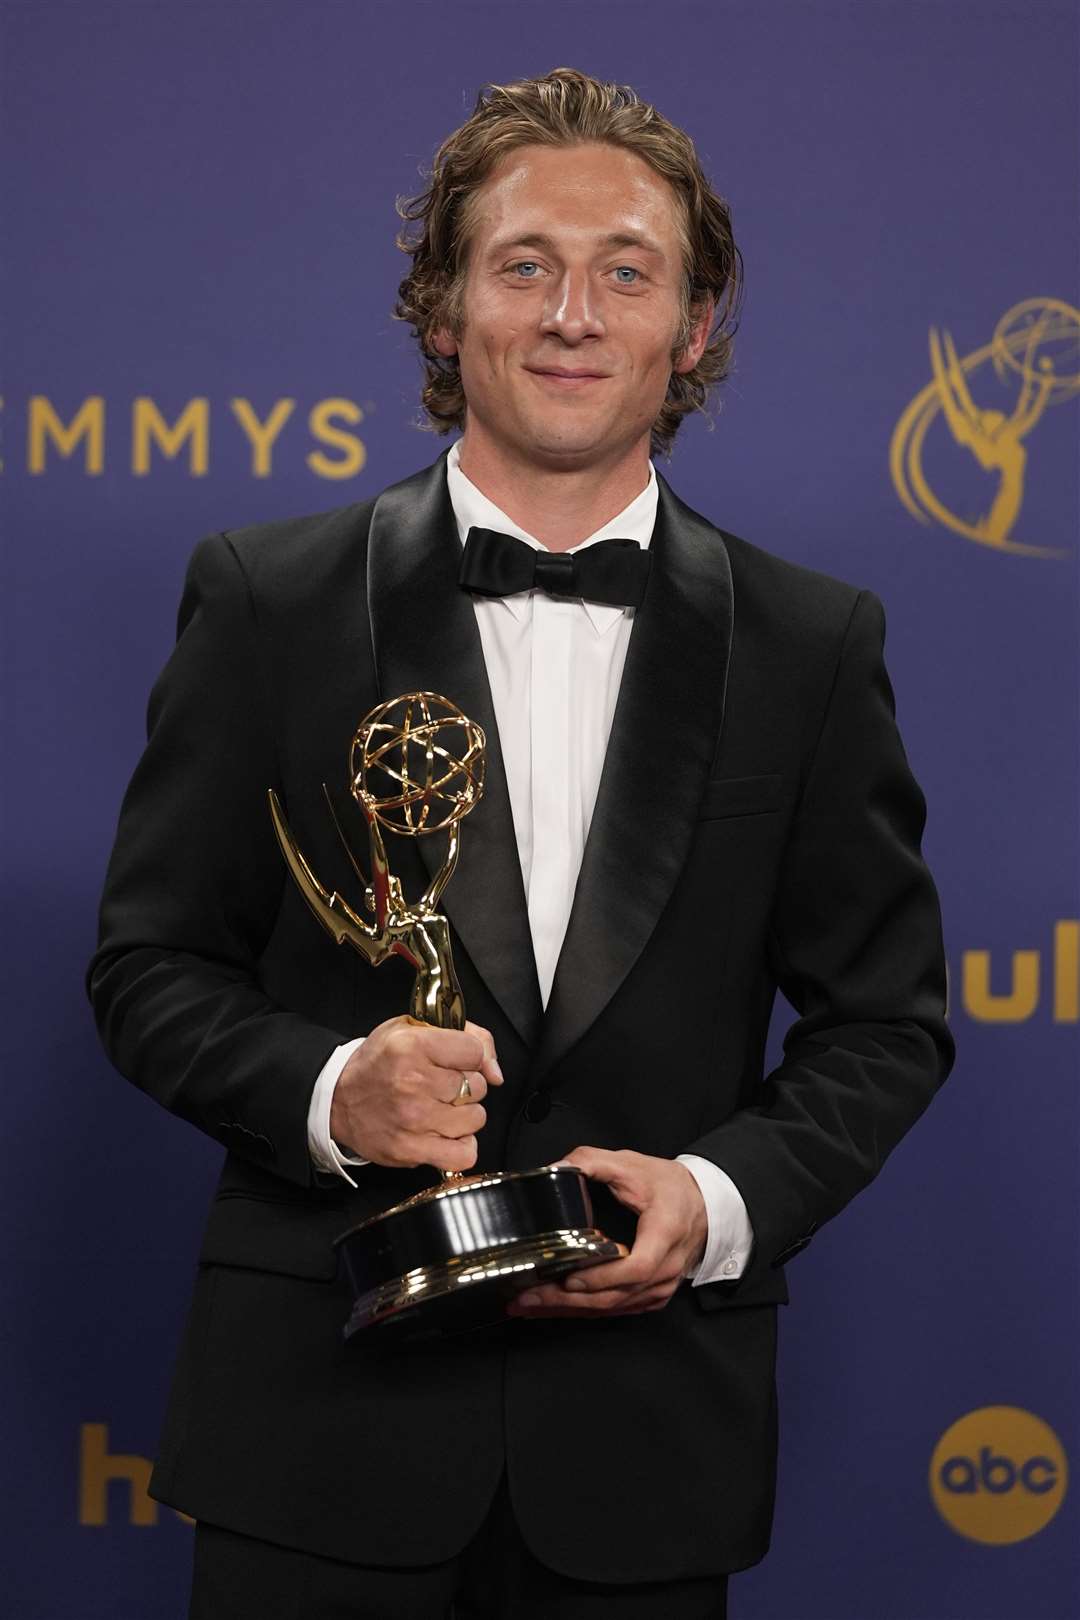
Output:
[539, 269, 606, 345]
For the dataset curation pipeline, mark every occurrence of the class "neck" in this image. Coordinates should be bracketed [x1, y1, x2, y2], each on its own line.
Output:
[455, 431, 652, 552]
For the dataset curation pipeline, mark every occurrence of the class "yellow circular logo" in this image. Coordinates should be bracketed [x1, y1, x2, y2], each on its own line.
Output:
[929, 1407, 1068, 1545]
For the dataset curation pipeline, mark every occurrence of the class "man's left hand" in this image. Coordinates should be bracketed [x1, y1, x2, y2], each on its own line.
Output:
[506, 1147, 708, 1318]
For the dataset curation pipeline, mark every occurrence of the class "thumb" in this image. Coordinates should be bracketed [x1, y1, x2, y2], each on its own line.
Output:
[553, 1147, 646, 1210]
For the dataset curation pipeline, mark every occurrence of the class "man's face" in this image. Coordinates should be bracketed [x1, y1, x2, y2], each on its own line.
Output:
[433, 142, 710, 470]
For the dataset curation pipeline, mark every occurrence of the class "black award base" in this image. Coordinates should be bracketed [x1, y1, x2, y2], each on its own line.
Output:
[334, 1164, 627, 1340]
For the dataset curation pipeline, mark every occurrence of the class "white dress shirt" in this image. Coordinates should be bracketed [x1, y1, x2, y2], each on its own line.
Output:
[307, 441, 754, 1286]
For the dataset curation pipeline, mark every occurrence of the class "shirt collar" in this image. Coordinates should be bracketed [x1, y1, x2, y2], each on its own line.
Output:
[446, 439, 658, 633]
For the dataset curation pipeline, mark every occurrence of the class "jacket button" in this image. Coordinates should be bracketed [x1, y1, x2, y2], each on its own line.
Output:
[523, 1091, 552, 1123]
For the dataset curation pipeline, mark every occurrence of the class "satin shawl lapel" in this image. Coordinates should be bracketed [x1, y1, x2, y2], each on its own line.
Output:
[533, 474, 735, 1085]
[366, 455, 544, 1051]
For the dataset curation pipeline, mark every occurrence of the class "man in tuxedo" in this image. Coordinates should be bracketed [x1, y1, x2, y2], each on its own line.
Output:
[89, 68, 953, 1619]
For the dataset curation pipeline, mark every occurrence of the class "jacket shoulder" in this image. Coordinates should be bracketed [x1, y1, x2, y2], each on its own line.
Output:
[719, 527, 867, 642]
[199, 454, 449, 609]
[660, 475, 869, 650]
[215, 497, 378, 605]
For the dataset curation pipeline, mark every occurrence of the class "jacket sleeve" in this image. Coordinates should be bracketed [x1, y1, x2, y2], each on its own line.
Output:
[684, 589, 955, 1270]
[86, 532, 346, 1187]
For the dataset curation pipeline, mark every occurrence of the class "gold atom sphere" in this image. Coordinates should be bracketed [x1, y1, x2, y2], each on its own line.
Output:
[349, 692, 486, 836]
[992, 298, 1080, 404]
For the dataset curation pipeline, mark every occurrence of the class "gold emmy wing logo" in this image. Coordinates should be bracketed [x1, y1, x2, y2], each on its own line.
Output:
[929, 1406, 1068, 1545]
[890, 298, 1080, 557]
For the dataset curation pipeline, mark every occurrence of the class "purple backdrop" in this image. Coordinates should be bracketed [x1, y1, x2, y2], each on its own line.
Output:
[3, 3, 1078, 1616]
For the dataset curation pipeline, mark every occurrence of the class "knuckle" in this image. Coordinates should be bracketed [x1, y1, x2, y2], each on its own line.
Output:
[418, 1028, 446, 1064]
[398, 1096, 427, 1130]
[385, 1025, 410, 1060]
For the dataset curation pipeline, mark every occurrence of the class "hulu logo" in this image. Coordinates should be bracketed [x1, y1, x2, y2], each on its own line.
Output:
[78, 1424, 191, 1527]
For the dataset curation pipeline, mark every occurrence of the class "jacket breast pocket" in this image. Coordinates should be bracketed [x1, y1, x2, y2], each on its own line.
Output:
[697, 773, 784, 822]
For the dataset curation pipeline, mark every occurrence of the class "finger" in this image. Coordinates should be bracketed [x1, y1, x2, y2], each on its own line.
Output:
[509, 1276, 679, 1317]
[464, 1021, 503, 1085]
[435, 1067, 488, 1106]
[557, 1146, 649, 1212]
[418, 1027, 487, 1073]
[558, 1145, 641, 1183]
[508, 1283, 646, 1315]
[561, 1229, 673, 1293]
[514, 1274, 650, 1308]
[429, 1100, 487, 1139]
[416, 1132, 478, 1174]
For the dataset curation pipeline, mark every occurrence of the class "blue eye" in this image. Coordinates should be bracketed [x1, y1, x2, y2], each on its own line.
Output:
[614, 266, 641, 284]
[513, 262, 540, 278]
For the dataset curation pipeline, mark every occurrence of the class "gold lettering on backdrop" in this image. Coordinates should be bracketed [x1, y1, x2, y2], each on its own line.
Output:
[13, 396, 368, 477]
[1053, 921, 1080, 1023]
[28, 396, 105, 474]
[78, 1422, 155, 1525]
[230, 397, 296, 476]
[956, 923, 1079, 1024]
[307, 397, 366, 479]
[132, 397, 209, 476]
[890, 298, 1080, 556]
[78, 1424, 192, 1527]
[962, 949, 1040, 1022]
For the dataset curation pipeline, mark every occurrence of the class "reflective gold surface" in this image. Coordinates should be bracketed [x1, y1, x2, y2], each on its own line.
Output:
[347, 1228, 626, 1334]
[268, 692, 485, 1033]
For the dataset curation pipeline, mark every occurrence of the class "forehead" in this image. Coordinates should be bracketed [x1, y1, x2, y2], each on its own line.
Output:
[463, 141, 685, 257]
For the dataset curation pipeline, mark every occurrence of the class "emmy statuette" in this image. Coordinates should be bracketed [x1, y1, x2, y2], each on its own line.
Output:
[268, 692, 626, 1339]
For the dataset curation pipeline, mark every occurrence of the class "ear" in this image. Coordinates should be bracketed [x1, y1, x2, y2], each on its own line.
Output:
[672, 297, 714, 376]
[430, 326, 459, 359]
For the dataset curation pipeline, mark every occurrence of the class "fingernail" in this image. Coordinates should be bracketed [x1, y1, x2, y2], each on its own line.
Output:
[516, 1291, 541, 1308]
[490, 1058, 504, 1083]
[564, 1276, 588, 1292]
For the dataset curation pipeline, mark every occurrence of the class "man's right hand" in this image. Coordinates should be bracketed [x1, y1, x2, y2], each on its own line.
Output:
[329, 1016, 502, 1173]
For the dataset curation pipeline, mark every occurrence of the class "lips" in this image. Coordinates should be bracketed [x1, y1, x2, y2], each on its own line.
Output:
[526, 367, 609, 383]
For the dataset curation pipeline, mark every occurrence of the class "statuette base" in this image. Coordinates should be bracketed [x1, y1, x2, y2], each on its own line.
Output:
[335, 1164, 627, 1340]
[344, 1227, 624, 1339]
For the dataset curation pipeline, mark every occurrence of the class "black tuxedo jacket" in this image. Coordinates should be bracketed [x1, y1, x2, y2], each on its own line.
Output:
[88, 453, 953, 1581]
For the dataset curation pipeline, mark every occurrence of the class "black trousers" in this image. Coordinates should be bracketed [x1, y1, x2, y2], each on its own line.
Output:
[189, 1471, 729, 1620]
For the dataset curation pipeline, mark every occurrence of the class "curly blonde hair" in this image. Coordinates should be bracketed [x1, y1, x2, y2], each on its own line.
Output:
[394, 67, 743, 457]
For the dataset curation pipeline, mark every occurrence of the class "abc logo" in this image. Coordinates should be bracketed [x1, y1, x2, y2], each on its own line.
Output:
[929, 1406, 1068, 1545]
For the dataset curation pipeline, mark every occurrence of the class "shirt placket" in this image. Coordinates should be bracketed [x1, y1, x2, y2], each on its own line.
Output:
[527, 590, 574, 1008]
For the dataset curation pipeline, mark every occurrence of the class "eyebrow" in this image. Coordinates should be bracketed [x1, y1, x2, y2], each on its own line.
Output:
[485, 230, 667, 260]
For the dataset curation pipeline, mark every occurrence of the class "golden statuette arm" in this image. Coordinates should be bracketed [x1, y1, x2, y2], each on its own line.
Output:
[267, 693, 484, 1039]
[266, 789, 392, 965]
[418, 819, 460, 915]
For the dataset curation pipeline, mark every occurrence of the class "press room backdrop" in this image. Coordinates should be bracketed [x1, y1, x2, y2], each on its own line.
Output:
[3, 2, 1077, 1616]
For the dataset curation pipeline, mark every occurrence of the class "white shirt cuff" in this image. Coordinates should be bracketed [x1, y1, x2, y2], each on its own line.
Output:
[308, 1037, 370, 1187]
[676, 1154, 755, 1286]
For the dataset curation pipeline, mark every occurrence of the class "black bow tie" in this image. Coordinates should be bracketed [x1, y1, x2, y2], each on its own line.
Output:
[459, 527, 651, 610]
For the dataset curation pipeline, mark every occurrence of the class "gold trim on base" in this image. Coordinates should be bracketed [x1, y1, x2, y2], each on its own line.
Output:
[346, 1227, 627, 1335]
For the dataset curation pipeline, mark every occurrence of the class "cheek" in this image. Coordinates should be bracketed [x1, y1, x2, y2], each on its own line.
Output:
[475, 322, 527, 377]
[619, 312, 682, 375]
